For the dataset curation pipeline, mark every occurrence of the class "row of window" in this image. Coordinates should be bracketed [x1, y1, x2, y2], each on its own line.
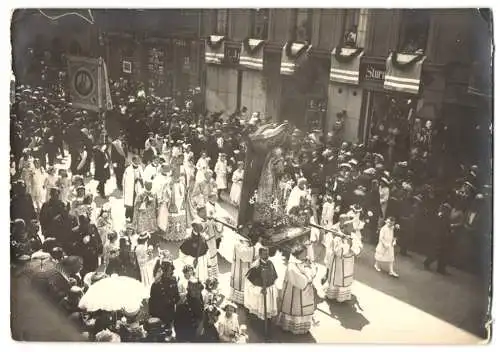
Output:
[212, 9, 430, 54]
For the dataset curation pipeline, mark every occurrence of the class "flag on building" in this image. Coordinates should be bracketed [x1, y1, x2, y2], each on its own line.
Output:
[240, 38, 265, 70]
[384, 52, 426, 95]
[205, 35, 225, 65]
[280, 42, 311, 75]
[67, 55, 113, 112]
[330, 47, 364, 85]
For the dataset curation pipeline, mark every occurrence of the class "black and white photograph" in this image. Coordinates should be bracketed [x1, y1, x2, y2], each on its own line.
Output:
[9, 7, 493, 343]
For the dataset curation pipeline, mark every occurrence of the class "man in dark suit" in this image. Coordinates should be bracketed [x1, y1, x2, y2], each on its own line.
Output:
[93, 144, 110, 198]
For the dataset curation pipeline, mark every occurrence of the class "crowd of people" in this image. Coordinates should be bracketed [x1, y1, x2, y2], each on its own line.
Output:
[10, 66, 491, 342]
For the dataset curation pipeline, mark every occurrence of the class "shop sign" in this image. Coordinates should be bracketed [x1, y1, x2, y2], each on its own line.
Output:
[360, 62, 386, 83]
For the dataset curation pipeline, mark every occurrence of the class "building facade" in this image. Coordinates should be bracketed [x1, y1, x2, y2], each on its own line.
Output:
[200, 9, 492, 164]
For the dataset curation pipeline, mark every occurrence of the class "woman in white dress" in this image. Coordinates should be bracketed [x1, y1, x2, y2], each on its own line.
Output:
[182, 154, 196, 191]
[195, 152, 209, 184]
[214, 153, 228, 200]
[31, 158, 46, 212]
[134, 232, 157, 288]
[43, 166, 59, 202]
[216, 301, 241, 342]
[229, 161, 244, 206]
[374, 217, 399, 277]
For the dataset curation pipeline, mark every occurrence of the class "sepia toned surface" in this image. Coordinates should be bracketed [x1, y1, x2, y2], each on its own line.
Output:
[10, 8, 492, 343]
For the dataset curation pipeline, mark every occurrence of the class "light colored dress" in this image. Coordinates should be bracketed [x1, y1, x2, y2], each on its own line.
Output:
[157, 182, 171, 233]
[134, 243, 155, 289]
[375, 224, 395, 263]
[277, 256, 318, 335]
[195, 157, 209, 183]
[323, 227, 363, 302]
[31, 167, 46, 206]
[215, 159, 228, 190]
[216, 314, 240, 342]
[43, 174, 59, 202]
[229, 169, 244, 205]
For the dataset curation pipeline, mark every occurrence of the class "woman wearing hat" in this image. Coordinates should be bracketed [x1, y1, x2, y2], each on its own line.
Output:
[277, 244, 318, 335]
[374, 217, 399, 277]
[195, 151, 210, 184]
[149, 259, 179, 329]
[229, 161, 245, 206]
[31, 158, 46, 212]
[216, 301, 241, 342]
[133, 232, 157, 288]
[214, 153, 229, 201]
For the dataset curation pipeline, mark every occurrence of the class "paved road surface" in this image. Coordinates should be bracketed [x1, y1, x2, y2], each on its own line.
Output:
[40, 155, 488, 343]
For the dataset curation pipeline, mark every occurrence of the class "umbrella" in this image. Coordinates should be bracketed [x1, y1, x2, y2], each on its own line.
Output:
[78, 275, 149, 313]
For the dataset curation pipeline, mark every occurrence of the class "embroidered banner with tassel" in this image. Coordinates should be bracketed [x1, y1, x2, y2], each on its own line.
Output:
[205, 35, 225, 65]
[330, 47, 364, 85]
[240, 38, 265, 71]
[280, 42, 311, 75]
[384, 52, 426, 95]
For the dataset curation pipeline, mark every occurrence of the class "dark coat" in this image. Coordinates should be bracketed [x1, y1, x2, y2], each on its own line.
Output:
[93, 148, 110, 182]
[11, 193, 37, 225]
[149, 277, 180, 325]
[39, 199, 70, 242]
[174, 297, 204, 342]
[70, 223, 103, 277]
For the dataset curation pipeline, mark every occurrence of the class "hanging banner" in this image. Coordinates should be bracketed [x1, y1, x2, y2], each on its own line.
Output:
[240, 38, 265, 70]
[67, 55, 112, 112]
[384, 52, 426, 95]
[280, 42, 311, 75]
[330, 47, 364, 85]
[205, 35, 225, 65]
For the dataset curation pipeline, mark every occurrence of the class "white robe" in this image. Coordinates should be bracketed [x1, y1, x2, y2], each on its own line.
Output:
[229, 169, 244, 205]
[143, 164, 158, 183]
[123, 165, 143, 207]
[277, 256, 318, 335]
[375, 224, 395, 263]
[195, 157, 209, 183]
[215, 160, 228, 190]
[286, 186, 309, 213]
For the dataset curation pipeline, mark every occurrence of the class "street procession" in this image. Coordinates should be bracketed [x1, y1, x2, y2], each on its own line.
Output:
[10, 9, 492, 343]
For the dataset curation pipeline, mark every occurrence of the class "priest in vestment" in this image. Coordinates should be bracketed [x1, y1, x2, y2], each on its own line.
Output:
[153, 164, 171, 234]
[133, 181, 158, 234]
[322, 215, 363, 302]
[243, 247, 279, 321]
[277, 245, 318, 335]
[123, 156, 143, 220]
[178, 220, 210, 283]
[229, 236, 262, 305]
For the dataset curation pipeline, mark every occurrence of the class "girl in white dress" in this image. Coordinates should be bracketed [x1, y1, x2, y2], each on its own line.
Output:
[374, 217, 399, 277]
[195, 152, 209, 183]
[229, 161, 244, 206]
[134, 232, 157, 288]
[43, 166, 58, 202]
[216, 302, 241, 342]
[31, 158, 46, 212]
[214, 153, 228, 200]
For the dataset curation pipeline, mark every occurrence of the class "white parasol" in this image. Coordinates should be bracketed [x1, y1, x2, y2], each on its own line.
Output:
[78, 275, 149, 313]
